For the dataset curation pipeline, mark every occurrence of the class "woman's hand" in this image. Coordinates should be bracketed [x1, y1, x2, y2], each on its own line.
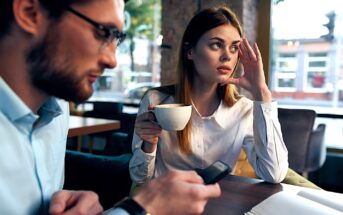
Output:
[134, 105, 162, 153]
[223, 38, 272, 102]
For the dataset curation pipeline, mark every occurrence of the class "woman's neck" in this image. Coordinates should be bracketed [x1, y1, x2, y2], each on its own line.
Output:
[191, 82, 220, 117]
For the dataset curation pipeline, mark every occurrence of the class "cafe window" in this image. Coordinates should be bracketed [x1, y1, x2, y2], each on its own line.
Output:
[270, 0, 343, 149]
[274, 52, 297, 91]
[93, 0, 161, 102]
[305, 52, 329, 91]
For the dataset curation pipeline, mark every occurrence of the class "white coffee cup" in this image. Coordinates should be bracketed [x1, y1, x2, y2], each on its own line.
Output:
[153, 104, 192, 131]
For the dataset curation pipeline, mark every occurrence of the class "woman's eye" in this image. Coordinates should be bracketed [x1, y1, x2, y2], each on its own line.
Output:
[229, 46, 239, 53]
[210, 42, 222, 49]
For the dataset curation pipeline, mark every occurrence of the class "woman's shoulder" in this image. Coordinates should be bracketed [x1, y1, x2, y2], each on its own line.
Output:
[140, 85, 176, 106]
[236, 96, 253, 107]
[150, 85, 176, 95]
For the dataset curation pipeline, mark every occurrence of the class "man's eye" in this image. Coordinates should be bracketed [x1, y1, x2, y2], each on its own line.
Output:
[94, 29, 108, 41]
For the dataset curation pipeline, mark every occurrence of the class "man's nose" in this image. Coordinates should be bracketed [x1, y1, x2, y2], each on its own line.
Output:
[100, 45, 117, 69]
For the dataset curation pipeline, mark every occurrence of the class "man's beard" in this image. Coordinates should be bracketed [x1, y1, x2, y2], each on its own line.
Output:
[26, 27, 93, 103]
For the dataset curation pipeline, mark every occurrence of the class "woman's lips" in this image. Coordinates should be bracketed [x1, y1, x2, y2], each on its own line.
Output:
[217, 66, 232, 74]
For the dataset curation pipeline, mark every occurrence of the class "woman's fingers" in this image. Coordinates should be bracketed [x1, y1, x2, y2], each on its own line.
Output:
[239, 38, 259, 63]
[253, 42, 262, 63]
[135, 111, 162, 143]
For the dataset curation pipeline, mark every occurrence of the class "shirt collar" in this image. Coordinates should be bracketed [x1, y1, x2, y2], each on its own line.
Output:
[214, 98, 251, 128]
[212, 100, 227, 128]
[192, 100, 226, 128]
[0, 77, 62, 124]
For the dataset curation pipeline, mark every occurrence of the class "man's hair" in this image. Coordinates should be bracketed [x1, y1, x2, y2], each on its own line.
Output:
[0, 0, 89, 40]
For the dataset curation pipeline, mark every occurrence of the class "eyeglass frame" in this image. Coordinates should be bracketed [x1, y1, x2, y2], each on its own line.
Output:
[66, 7, 126, 47]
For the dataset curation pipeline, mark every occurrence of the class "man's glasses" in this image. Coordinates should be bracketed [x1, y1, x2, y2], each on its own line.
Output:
[66, 7, 126, 47]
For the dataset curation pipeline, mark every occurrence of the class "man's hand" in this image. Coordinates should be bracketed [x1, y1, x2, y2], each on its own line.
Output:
[49, 190, 103, 215]
[133, 170, 221, 215]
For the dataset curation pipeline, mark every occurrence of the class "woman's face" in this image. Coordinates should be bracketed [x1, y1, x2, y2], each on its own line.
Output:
[187, 24, 241, 85]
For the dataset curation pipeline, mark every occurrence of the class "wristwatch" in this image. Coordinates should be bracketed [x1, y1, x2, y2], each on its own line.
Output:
[114, 197, 150, 215]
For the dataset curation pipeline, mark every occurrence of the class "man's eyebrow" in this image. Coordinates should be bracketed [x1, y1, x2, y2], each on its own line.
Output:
[101, 22, 118, 29]
[99, 22, 123, 32]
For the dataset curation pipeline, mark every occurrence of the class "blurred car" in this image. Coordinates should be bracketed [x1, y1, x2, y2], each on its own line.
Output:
[123, 82, 160, 100]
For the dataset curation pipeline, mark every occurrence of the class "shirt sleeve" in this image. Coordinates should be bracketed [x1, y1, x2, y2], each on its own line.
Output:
[243, 101, 289, 183]
[129, 91, 160, 184]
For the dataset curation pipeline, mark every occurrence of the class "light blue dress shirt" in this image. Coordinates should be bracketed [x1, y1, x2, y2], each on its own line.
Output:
[0, 77, 69, 215]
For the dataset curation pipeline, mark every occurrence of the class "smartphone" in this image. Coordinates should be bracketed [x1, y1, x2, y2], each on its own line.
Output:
[195, 160, 231, 184]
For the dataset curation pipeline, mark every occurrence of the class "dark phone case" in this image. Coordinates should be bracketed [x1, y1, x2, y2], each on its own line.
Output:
[195, 161, 231, 184]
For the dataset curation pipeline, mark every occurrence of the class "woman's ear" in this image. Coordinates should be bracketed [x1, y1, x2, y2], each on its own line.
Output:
[187, 48, 193, 60]
[184, 42, 194, 60]
[12, 0, 46, 37]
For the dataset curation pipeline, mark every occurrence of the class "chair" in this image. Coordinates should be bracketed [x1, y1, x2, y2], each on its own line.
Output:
[83, 102, 136, 155]
[232, 150, 321, 189]
[232, 108, 326, 188]
[64, 150, 132, 209]
[278, 108, 326, 175]
[82, 102, 124, 153]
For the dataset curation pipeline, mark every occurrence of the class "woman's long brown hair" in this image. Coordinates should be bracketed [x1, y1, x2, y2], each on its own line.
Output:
[175, 6, 243, 154]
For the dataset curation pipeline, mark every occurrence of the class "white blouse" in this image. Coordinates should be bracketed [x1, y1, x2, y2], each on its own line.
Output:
[129, 89, 289, 184]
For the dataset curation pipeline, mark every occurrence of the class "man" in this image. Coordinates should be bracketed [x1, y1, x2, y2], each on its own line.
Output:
[0, 0, 221, 214]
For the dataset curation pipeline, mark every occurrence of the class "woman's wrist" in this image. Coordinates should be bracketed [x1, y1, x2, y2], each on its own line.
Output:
[253, 86, 272, 102]
[142, 141, 157, 153]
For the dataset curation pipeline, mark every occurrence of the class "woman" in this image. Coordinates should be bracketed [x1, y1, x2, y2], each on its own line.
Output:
[129, 6, 288, 185]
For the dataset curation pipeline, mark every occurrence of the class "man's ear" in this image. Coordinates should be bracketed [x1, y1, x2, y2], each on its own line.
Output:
[12, 0, 46, 37]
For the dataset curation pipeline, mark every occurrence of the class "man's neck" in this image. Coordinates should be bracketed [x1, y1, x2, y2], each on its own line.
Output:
[0, 35, 49, 114]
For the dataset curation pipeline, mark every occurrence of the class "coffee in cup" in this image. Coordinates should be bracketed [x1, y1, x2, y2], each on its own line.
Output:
[153, 104, 192, 131]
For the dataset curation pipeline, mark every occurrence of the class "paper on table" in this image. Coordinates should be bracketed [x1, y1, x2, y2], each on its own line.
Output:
[245, 190, 343, 215]
[298, 190, 343, 212]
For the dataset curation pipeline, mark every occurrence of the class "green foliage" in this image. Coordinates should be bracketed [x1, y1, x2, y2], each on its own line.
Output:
[125, 0, 161, 40]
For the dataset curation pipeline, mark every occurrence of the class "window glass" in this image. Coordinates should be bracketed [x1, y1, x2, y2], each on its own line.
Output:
[92, 0, 161, 102]
[271, 0, 343, 149]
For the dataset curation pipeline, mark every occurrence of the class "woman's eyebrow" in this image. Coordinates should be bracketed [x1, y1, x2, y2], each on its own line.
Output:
[232, 40, 241, 44]
[209, 37, 225, 42]
[209, 37, 241, 45]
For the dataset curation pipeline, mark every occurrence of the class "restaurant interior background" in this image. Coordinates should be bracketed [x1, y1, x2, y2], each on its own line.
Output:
[74, 0, 343, 192]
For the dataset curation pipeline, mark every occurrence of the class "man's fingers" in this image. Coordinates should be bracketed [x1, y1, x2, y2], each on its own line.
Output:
[57, 192, 103, 215]
[201, 183, 222, 198]
[167, 170, 204, 184]
[50, 191, 72, 214]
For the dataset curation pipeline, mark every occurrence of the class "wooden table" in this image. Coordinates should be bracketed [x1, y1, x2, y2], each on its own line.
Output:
[68, 116, 120, 152]
[204, 175, 283, 215]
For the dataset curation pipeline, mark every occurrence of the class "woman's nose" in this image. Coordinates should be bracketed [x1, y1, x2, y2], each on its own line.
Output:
[220, 49, 231, 62]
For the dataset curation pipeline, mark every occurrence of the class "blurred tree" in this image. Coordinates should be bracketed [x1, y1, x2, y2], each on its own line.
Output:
[125, 0, 161, 74]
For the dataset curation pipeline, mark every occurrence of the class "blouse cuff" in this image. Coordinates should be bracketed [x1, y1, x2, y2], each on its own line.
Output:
[135, 148, 156, 162]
